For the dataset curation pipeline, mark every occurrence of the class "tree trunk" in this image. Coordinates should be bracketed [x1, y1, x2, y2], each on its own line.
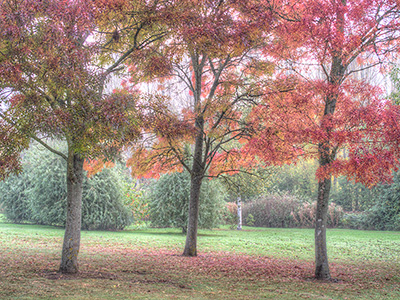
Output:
[315, 177, 332, 280]
[59, 151, 84, 274]
[183, 115, 205, 257]
[183, 174, 203, 256]
[314, 0, 345, 281]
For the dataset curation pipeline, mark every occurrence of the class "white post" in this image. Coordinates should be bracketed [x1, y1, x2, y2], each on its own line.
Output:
[237, 195, 242, 230]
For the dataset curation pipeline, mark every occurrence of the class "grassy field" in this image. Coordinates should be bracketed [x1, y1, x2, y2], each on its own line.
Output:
[0, 218, 399, 299]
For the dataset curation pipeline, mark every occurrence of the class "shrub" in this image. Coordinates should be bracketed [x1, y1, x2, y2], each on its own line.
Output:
[341, 212, 369, 230]
[148, 171, 225, 233]
[291, 201, 316, 228]
[221, 202, 238, 229]
[123, 183, 150, 227]
[0, 171, 31, 223]
[245, 214, 255, 226]
[242, 193, 300, 228]
[327, 202, 344, 227]
[25, 146, 69, 226]
[243, 193, 344, 228]
[82, 167, 133, 230]
[292, 201, 343, 228]
[353, 172, 400, 231]
[0, 142, 133, 230]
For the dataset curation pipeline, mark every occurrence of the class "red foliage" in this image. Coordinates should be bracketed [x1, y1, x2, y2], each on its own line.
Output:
[125, 1, 274, 179]
[247, 0, 400, 186]
[0, 120, 29, 180]
[83, 159, 115, 178]
[0, 0, 145, 179]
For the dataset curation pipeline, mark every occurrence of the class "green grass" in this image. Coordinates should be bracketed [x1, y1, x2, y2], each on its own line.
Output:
[0, 219, 399, 299]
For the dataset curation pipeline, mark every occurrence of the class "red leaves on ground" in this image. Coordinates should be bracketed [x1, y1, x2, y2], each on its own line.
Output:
[76, 245, 400, 290]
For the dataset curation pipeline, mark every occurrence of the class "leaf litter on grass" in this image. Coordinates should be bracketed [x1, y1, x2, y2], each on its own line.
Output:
[1, 224, 400, 299]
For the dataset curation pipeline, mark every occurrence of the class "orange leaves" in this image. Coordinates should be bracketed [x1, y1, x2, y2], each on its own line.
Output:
[314, 148, 398, 187]
[160, 0, 263, 59]
[127, 148, 158, 179]
[94, 0, 127, 11]
[142, 96, 196, 141]
[208, 148, 260, 177]
[127, 146, 184, 179]
[83, 159, 115, 178]
[244, 59, 275, 79]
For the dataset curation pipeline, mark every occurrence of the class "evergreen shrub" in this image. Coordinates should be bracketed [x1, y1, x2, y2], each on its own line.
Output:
[148, 171, 225, 233]
[0, 142, 132, 230]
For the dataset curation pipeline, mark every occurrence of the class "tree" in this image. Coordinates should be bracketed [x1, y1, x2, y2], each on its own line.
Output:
[247, 0, 400, 280]
[330, 175, 378, 211]
[0, 0, 161, 273]
[127, 0, 272, 256]
[148, 171, 225, 233]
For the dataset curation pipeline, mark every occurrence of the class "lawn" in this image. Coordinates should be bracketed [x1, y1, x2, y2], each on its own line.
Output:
[0, 219, 399, 299]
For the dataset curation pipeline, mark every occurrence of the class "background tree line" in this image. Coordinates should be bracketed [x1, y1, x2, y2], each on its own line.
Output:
[3, 142, 400, 233]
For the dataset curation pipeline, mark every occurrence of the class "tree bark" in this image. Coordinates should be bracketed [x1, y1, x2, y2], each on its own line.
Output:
[314, 1, 345, 277]
[183, 115, 205, 257]
[315, 177, 331, 280]
[183, 173, 203, 256]
[59, 151, 84, 274]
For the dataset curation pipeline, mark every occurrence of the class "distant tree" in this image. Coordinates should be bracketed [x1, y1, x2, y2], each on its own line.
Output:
[362, 171, 400, 230]
[269, 160, 318, 200]
[330, 176, 379, 211]
[148, 171, 225, 233]
[220, 168, 275, 202]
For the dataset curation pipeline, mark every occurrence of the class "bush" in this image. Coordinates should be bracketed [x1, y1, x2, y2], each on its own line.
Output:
[82, 167, 133, 230]
[0, 171, 31, 223]
[148, 171, 225, 232]
[341, 212, 369, 230]
[243, 193, 344, 228]
[242, 193, 301, 228]
[291, 201, 315, 228]
[292, 201, 343, 228]
[348, 172, 400, 231]
[0, 142, 133, 230]
[24, 145, 69, 226]
[245, 214, 255, 226]
[123, 183, 150, 227]
[221, 202, 238, 229]
[327, 202, 344, 227]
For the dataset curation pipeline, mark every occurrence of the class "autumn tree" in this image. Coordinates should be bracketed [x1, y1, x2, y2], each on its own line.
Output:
[248, 0, 400, 280]
[0, 0, 168, 273]
[127, 0, 273, 256]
